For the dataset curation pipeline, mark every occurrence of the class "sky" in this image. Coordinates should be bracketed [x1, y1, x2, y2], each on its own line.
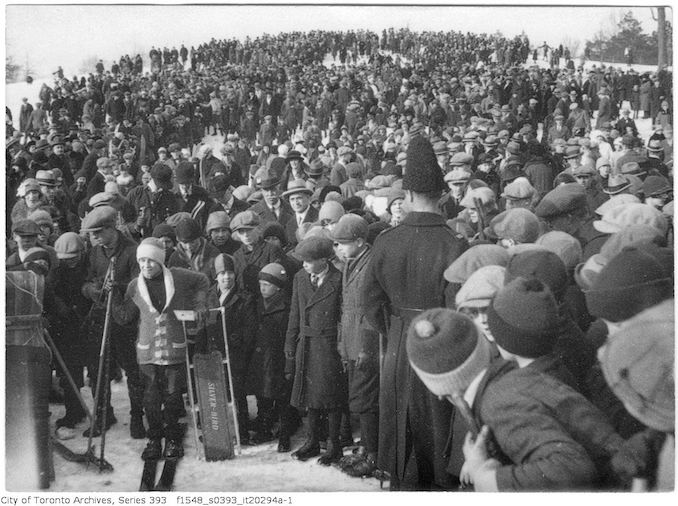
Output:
[5, 2, 662, 80]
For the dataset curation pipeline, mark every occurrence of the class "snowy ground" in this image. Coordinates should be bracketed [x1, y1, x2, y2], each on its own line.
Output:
[46, 381, 384, 493]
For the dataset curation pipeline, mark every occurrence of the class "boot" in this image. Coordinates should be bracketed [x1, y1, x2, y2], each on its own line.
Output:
[141, 438, 162, 461]
[277, 434, 291, 453]
[164, 439, 184, 459]
[130, 415, 146, 439]
[317, 439, 343, 466]
[344, 453, 377, 477]
[83, 413, 117, 437]
[291, 439, 320, 461]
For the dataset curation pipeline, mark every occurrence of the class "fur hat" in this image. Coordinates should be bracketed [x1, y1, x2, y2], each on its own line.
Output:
[599, 299, 674, 432]
[406, 308, 492, 397]
[136, 238, 165, 266]
[403, 136, 446, 195]
[488, 277, 560, 358]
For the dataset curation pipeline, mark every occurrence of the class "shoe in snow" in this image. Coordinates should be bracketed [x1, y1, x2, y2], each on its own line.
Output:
[291, 441, 320, 461]
[163, 439, 184, 459]
[141, 439, 163, 461]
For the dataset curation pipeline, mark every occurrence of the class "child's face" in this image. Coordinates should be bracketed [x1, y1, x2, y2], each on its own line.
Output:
[302, 258, 328, 275]
[259, 280, 280, 299]
[334, 240, 361, 261]
[217, 271, 236, 293]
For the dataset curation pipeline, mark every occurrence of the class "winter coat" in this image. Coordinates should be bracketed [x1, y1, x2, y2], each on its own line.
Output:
[205, 285, 257, 384]
[232, 240, 286, 296]
[283, 205, 319, 248]
[284, 264, 347, 410]
[338, 246, 378, 362]
[115, 267, 209, 365]
[247, 291, 290, 399]
[362, 211, 467, 488]
[474, 358, 625, 491]
[249, 199, 294, 227]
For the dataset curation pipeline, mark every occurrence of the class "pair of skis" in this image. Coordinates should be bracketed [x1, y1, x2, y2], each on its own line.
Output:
[139, 457, 179, 492]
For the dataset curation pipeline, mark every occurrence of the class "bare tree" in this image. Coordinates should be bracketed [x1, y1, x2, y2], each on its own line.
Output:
[561, 36, 582, 58]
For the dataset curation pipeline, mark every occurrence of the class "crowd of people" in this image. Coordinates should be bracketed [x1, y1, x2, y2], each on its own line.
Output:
[4, 25, 674, 492]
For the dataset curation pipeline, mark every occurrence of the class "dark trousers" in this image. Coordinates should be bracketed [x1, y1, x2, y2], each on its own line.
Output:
[140, 363, 187, 440]
[87, 328, 145, 419]
[54, 340, 87, 423]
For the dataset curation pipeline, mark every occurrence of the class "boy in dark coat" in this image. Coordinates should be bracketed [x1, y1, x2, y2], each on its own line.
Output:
[247, 263, 295, 451]
[205, 253, 257, 440]
[331, 214, 380, 477]
[285, 236, 347, 465]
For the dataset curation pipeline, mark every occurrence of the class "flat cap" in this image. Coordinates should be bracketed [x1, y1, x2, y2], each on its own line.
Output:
[535, 183, 587, 219]
[444, 167, 472, 183]
[449, 152, 474, 166]
[489, 208, 541, 243]
[230, 210, 260, 232]
[294, 236, 334, 261]
[12, 219, 41, 236]
[80, 206, 117, 232]
[502, 177, 535, 200]
[54, 232, 85, 259]
[330, 214, 369, 243]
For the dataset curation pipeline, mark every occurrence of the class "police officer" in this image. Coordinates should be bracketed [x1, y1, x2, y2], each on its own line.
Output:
[362, 136, 467, 490]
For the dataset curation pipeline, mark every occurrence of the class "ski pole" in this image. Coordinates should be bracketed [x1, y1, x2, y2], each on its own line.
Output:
[218, 306, 242, 455]
[86, 257, 115, 466]
[178, 315, 202, 460]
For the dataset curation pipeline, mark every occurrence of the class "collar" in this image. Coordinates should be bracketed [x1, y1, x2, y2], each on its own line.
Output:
[311, 264, 330, 286]
[463, 368, 488, 408]
[401, 211, 447, 227]
[137, 265, 175, 314]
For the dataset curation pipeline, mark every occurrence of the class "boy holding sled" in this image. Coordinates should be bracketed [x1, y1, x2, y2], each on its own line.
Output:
[114, 237, 209, 460]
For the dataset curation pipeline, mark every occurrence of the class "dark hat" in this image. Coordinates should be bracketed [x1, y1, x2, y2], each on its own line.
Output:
[488, 277, 560, 358]
[231, 210, 260, 232]
[294, 236, 334, 261]
[152, 223, 176, 242]
[34, 139, 50, 151]
[642, 175, 672, 197]
[258, 262, 288, 289]
[403, 136, 446, 194]
[621, 135, 635, 147]
[282, 179, 313, 199]
[214, 253, 236, 275]
[505, 249, 568, 301]
[175, 218, 202, 242]
[256, 168, 281, 189]
[306, 159, 325, 177]
[535, 183, 587, 219]
[501, 163, 524, 183]
[175, 161, 195, 184]
[286, 150, 303, 161]
[212, 174, 232, 195]
[585, 244, 673, 322]
[406, 308, 491, 397]
[150, 163, 173, 188]
[261, 221, 287, 246]
[93, 139, 107, 150]
[330, 214, 368, 243]
[80, 206, 117, 232]
[24, 247, 52, 271]
[12, 219, 41, 237]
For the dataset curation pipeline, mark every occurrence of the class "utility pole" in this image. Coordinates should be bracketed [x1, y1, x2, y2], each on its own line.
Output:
[652, 7, 667, 69]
